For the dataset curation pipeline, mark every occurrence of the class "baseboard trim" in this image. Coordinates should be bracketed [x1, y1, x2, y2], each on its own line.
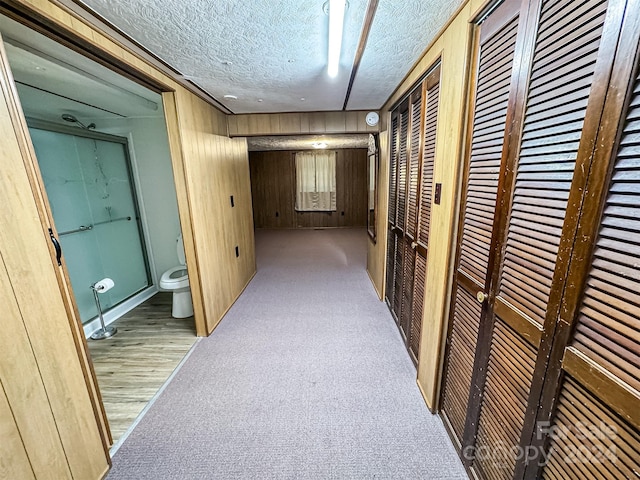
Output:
[206, 268, 257, 335]
[366, 268, 383, 300]
[417, 378, 437, 414]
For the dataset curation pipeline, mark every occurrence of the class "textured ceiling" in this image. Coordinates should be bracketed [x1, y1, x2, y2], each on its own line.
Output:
[77, 0, 465, 114]
[247, 134, 369, 151]
[347, 0, 464, 110]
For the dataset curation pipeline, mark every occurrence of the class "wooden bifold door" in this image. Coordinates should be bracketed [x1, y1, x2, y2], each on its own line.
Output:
[385, 65, 441, 364]
[440, 0, 640, 478]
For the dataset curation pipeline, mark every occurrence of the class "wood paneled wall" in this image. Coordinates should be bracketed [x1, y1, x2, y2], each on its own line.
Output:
[367, 0, 483, 409]
[250, 149, 368, 229]
[229, 111, 379, 136]
[0, 1, 256, 477]
[0, 36, 108, 478]
[169, 90, 255, 334]
[366, 130, 389, 299]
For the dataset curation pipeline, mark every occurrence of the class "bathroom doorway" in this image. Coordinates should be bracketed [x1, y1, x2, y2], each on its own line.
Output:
[29, 123, 151, 323]
[0, 12, 199, 449]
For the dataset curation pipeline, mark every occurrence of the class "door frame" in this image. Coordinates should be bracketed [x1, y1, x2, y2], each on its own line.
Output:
[0, 0, 210, 450]
[0, 29, 112, 456]
[0, 1, 208, 334]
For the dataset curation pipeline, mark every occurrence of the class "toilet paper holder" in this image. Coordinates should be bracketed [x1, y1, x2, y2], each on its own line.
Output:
[90, 278, 117, 340]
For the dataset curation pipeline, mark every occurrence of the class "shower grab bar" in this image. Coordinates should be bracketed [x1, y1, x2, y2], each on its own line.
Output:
[58, 216, 132, 236]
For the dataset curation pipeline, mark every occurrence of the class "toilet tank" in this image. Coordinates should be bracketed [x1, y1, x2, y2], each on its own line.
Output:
[177, 234, 186, 266]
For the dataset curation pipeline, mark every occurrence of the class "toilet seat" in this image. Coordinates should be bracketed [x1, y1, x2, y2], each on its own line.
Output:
[160, 265, 189, 290]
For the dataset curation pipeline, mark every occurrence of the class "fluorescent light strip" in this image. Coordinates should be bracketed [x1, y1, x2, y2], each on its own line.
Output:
[327, 0, 346, 78]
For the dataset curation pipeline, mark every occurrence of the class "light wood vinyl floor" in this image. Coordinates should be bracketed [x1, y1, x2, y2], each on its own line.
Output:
[87, 292, 197, 444]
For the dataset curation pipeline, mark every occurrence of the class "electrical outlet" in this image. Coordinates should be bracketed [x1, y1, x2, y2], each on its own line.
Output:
[435, 183, 442, 205]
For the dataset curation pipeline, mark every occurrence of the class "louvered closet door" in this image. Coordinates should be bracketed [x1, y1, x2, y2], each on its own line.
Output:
[398, 91, 423, 342]
[471, 0, 611, 478]
[474, 0, 607, 479]
[392, 106, 410, 323]
[410, 72, 441, 363]
[539, 26, 640, 479]
[385, 115, 400, 308]
[470, 0, 611, 477]
[440, 0, 521, 446]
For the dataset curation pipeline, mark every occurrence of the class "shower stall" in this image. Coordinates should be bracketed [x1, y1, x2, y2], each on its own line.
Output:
[28, 120, 151, 324]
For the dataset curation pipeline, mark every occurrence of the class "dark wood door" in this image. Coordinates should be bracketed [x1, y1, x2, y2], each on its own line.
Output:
[523, 3, 640, 476]
[440, 0, 523, 445]
[385, 115, 399, 310]
[398, 90, 423, 343]
[469, 0, 612, 477]
[441, 0, 640, 478]
[385, 104, 409, 324]
[386, 69, 442, 364]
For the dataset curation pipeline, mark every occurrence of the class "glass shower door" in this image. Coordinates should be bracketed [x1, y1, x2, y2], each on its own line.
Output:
[29, 126, 149, 323]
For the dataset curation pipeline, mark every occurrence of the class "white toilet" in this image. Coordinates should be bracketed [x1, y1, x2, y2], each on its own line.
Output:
[160, 234, 193, 318]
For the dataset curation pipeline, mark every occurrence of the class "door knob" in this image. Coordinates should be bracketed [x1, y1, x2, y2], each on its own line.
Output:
[476, 291, 487, 303]
[411, 241, 417, 250]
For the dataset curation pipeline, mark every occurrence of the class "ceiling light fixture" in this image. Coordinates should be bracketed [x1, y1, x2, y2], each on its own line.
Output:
[223, 94, 238, 100]
[327, 0, 346, 78]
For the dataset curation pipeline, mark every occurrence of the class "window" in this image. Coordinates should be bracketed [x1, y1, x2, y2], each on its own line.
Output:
[295, 151, 337, 211]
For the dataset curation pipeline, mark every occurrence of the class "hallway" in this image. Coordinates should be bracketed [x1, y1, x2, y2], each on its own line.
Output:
[106, 229, 466, 479]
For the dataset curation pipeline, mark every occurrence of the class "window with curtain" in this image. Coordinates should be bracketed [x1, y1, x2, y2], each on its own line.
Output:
[295, 151, 337, 211]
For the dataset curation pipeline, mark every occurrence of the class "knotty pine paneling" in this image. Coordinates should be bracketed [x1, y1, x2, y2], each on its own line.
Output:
[249, 149, 367, 229]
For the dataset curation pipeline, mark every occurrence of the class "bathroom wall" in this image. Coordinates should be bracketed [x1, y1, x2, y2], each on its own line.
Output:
[98, 115, 180, 289]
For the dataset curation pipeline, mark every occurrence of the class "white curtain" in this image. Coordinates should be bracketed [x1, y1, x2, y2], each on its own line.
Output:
[295, 151, 337, 211]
